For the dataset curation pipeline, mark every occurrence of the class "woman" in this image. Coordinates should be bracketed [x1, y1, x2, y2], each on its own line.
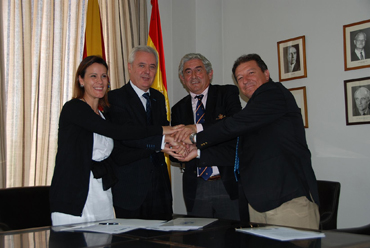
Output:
[50, 56, 179, 226]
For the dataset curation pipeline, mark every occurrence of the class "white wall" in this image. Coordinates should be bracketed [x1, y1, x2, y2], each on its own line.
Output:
[151, 0, 370, 228]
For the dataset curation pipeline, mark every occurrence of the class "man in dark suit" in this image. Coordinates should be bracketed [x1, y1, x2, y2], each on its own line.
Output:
[353, 86, 370, 116]
[171, 53, 242, 220]
[285, 45, 300, 73]
[351, 32, 370, 61]
[108, 46, 173, 220]
[178, 54, 320, 229]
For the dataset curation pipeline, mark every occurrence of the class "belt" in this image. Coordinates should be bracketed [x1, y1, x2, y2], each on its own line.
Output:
[207, 175, 221, 181]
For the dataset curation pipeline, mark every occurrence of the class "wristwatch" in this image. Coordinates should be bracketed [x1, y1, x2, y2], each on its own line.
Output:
[189, 133, 197, 144]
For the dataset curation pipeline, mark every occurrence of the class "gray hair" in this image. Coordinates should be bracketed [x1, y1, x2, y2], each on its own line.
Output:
[355, 86, 370, 99]
[178, 53, 213, 78]
[128, 46, 158, 66]
[354, 32, 367, 41]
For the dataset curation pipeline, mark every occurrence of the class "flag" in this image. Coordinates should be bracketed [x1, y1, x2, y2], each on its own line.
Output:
[147, 0, 171, 178]
[83, 0, 105, 60]
[83, 0, 106, 112]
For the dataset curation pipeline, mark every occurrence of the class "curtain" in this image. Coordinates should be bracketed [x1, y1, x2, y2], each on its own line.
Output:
[1, 0, 87, 187]
[99, 0, 148, 90]
[0, 1, 5, 188]
[0, 0, 148, 188]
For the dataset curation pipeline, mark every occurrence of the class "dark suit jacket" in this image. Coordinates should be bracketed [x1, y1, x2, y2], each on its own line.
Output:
[284, 61, 300, 73]
[107, 83, 172, 212]
[171, 84, 242, 212]
[196, 80, 319, 213]
[351, 48, 370, 61]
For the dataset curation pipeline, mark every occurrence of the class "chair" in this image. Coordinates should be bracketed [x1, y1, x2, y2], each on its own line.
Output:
[335, 224, 370, 235]
[0, 186, 51, 230]
[317, 180, 341, 230]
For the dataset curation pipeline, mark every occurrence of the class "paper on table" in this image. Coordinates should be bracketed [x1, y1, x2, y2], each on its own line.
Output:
[56, 218, 165, 234]
[236, 226, 325, 241]
[147, 218, 218, 231]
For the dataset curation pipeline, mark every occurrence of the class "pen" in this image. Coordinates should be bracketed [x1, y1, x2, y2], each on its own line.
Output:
[99, 222, 119, 225]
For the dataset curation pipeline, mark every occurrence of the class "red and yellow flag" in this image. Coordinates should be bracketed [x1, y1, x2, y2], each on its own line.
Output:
[83, 0, 105, 60]
[147, 0, 171, 177]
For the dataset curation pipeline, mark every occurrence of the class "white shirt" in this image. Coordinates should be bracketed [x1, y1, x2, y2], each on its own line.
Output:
[52, 111, 115, 226]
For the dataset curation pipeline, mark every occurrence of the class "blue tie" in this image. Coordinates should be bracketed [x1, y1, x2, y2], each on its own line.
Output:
[234, 137, 240, 181]
[143, 93, 152, 125]
[195, 95, 205, 124]
[195, 95, 213, 180]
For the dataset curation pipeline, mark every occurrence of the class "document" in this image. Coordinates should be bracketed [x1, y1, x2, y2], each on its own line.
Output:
[54, 218, 165, 234]
[236, 226, 325, 241]
[148, 217, 218, 231]
[54, 217, 218, 234]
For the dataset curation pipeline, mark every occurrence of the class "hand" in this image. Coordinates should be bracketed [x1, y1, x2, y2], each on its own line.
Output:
[177, 144, 198, 162]
[162, 135, 189, 158]
[182, 133, 193, 145]
[173, 124, 196, 142]
[162, 124, 184, 135]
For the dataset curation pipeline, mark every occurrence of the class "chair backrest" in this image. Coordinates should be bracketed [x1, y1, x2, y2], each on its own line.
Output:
[317, 180, 341, 230]
[0, 186, 51, 230]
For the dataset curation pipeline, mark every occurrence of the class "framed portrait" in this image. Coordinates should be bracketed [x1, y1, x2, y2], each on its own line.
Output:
[277, 36, 307, 82]
[343, 19, 370, 71]
[289, 86, 309, 128]
[344, 77, 370, 125]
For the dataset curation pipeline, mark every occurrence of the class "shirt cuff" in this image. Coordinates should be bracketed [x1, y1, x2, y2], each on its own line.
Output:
[160, 135, 165, 150]
[197, 149, 200, 158]
[196, 124, 203, 133]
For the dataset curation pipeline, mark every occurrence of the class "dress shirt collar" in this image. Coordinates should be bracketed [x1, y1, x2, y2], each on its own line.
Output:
[190, 86, 210, 107]
[130, 81, 150, 109]
[130, 81, 150, 97]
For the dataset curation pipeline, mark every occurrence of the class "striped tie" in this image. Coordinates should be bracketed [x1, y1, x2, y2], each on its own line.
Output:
[195, 95, 212, 180]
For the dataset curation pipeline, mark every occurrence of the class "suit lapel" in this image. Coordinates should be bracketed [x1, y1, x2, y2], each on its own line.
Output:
[126, 83, 147, 125]
[184, 95, 195, 124]
[204, 85, 216, 123]
[149, 88, 160, 124]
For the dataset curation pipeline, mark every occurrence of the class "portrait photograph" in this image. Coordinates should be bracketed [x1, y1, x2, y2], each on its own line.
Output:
[343, 19, 370, 71]
[344, 77, 370, 125]
[289, 86, 309, 128]
[277, 36, 307, 82]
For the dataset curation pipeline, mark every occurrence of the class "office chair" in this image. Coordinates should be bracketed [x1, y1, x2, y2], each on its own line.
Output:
[317, 180, 341, 230]
[0, 186, 51, 230]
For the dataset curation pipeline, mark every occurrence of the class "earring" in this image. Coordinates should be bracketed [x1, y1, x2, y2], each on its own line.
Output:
[80, 84, 84, 88]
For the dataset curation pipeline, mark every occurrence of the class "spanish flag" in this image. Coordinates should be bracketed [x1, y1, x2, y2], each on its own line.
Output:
[147, 0, 171, 178]
[83, 0, 105, 60]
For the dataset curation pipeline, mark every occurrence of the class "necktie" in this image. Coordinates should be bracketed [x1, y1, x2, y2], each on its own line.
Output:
[195, 95, 205, 124]
[195, 95, 212, 180]
[143, 93, 152, 125]
[360, 52, 364, 60]
[234, 137, 240, 182]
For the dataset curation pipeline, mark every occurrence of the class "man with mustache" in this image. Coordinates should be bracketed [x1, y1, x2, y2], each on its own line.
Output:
[171, 53, 242, 220]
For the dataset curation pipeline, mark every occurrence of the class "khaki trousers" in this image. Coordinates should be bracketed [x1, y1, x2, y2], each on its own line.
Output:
[248, 196, 320, 230]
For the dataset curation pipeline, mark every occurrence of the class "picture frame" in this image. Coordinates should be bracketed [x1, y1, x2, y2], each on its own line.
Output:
[289, 86, 309, 128]
[343, 19, 370, 71]
[277, 36, 307, 82]
[344, 77, 370, 125]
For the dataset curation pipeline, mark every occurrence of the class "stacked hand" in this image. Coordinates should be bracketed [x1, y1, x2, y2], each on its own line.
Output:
[161, 124, 198, 161]
[162, 124, 184, 135]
